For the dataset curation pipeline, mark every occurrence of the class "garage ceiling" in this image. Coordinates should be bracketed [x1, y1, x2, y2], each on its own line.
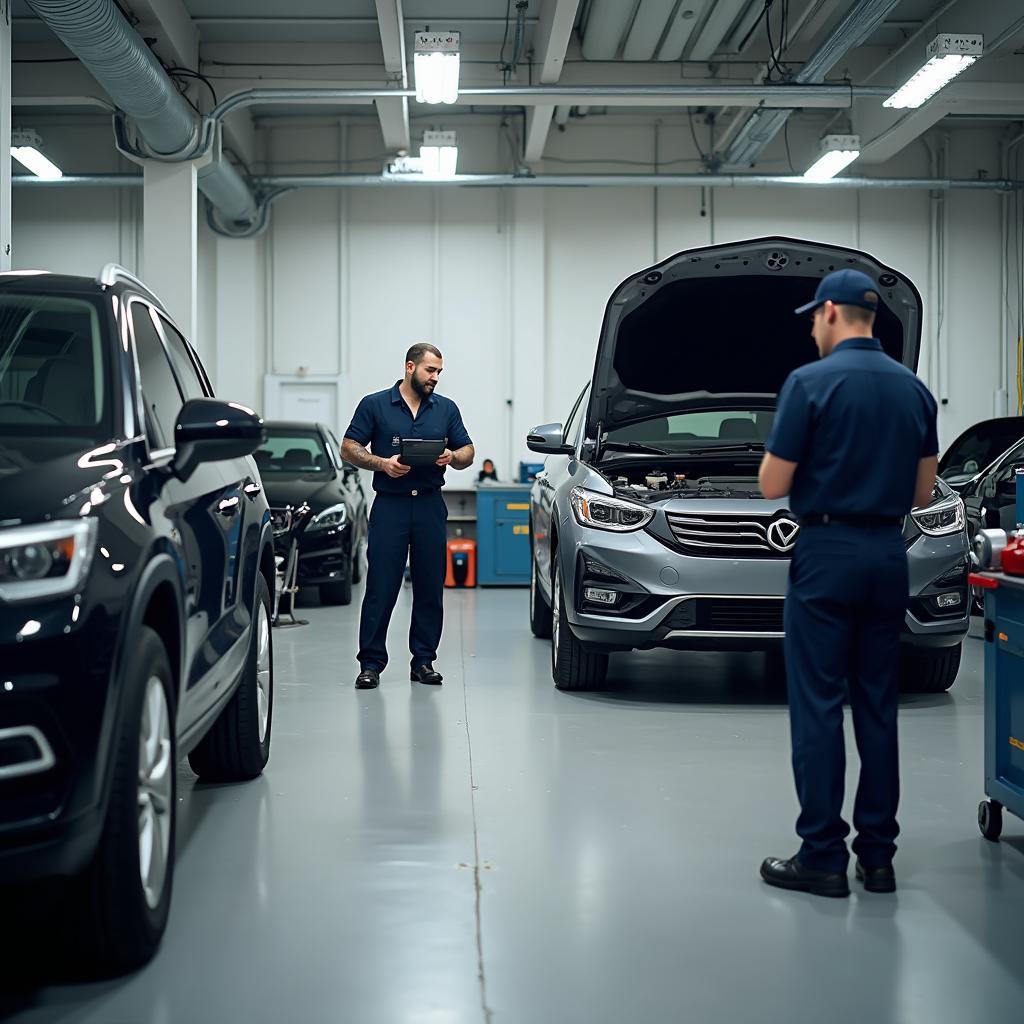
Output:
[9, 0, 1024, 175]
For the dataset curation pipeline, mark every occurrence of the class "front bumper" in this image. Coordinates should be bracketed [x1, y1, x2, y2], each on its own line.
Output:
[559, 522, 970, 653]
[0, 597, 120, 880]
[275, 522, 352, 587]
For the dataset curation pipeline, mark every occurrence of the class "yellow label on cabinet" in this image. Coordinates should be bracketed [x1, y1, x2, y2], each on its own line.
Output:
[512, 524, 529, 535]
[1011, 736, 1024, 753]
[507, 503, 530, 511]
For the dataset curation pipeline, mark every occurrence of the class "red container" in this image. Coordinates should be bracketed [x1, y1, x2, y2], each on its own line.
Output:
[445, 539, 477, 588]
[1000, 536, 1024, 576]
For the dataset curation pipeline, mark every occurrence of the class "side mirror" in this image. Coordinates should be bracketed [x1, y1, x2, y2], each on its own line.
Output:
[526, 422, 574, 456]
[172, 398, 265, 481]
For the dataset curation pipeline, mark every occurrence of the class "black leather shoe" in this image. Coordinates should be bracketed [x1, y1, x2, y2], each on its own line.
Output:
[355, 669, 380, 689]
[410, 665, 443, 685]
[856, 861, 896, 893]
[760, 856, 850, 898]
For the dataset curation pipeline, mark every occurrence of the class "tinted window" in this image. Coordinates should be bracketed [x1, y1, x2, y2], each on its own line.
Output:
[606, 408, 775, 450]
[255, 429, 332, 477]
[157, 316, 208, 401]
[564, 386, 589, 445]
[131, 303, 184, 450]
[940, 419, 1024, 484]
[0, 293, 111, 459]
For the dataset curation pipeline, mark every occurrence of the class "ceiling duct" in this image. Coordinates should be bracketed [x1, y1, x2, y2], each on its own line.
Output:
[622, 0, 678, 61]
[722, 0, 902, 169]
[581, 0, 639, 60]
[23, 0, 258, 229]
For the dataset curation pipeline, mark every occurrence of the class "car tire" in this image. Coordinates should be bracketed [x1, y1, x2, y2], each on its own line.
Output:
[529, 542, 553, 639]
[74, 627, 176, 971]
[320, 562, 353, 606]
[900, 642, 962, 693]
[551, 560, 608, 691]
[189, 573, 274, 782]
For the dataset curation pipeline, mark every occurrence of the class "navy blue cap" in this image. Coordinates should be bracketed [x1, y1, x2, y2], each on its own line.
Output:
[794, 269, 880, 315]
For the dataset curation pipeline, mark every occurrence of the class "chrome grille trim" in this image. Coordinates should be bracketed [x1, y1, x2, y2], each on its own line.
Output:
[664, 511, 797, 557]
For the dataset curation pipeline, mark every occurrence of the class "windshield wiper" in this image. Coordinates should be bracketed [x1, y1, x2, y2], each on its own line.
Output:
[675, 442, 765, 455]
[601, 441, 670, 455]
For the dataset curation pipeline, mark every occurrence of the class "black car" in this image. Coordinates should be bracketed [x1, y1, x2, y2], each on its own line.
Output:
[0, 264, 275, 970]
[255, 421, 368, 605]
[939, 416, 1024, 493]
[944, 424, 1024, 539]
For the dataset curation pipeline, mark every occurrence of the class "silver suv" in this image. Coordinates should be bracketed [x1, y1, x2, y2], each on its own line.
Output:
[527, 237, 969, 693]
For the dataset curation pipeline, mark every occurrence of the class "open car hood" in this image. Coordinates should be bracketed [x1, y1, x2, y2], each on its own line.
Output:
[586, 236, 923, 434]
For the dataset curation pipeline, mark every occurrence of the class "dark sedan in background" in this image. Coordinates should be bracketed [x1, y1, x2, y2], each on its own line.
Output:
[256, 421, 368, 605]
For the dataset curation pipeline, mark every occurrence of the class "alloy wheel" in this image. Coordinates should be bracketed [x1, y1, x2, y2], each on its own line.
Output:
[137, 675, 172, 911]
[255, 602, 272, 744]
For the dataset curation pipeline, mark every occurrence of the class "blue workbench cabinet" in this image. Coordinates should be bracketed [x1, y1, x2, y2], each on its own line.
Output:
[974, 571, 1024, 840]
[475, 484, 532, 586]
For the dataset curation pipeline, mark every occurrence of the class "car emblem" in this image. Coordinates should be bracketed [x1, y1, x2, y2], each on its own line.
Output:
[767, 517, 800, 553]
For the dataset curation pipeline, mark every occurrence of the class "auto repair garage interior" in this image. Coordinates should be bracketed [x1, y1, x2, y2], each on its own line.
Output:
[2, 0, 1024, 1021]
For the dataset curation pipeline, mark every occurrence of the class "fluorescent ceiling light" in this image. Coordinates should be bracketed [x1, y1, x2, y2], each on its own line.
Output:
[420, 130, 457, 179]
[10, 129, 62, 180]
[414, 31, 460, 105]
[804, 135, 861, 182]
[883, 33, 983, 109]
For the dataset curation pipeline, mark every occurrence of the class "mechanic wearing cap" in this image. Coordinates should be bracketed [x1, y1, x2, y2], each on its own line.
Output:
[341, 344, 474, 690]
[757, 269, 939, 899]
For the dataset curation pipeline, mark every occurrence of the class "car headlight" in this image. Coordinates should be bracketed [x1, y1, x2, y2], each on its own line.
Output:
[0, 520, 98, 603]
[308, 503, 348, 531]
[570, 487, 653, 533]
[911, 494, 966, 537]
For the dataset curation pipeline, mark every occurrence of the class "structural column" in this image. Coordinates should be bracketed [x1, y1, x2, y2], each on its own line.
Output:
[143, 159, 198, 344]
[1, 0, 12, 271]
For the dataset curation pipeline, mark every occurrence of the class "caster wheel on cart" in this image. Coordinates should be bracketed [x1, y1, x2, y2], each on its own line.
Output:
[978, 800, 1003, 841]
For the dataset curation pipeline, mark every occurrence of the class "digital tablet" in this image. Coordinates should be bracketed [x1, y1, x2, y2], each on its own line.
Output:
[399, 438, 447, 466]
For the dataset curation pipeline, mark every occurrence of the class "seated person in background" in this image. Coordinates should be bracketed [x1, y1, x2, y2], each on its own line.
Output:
[477, 459, 498, 483]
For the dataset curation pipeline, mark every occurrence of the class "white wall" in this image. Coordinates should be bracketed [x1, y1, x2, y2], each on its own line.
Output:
[10, 117, 1017, 468]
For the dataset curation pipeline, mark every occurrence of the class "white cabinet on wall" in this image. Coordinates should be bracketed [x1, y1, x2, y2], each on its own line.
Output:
[263, 374, 344, 433]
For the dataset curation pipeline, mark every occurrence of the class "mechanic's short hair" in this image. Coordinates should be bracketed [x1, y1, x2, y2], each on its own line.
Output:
[406, 343, 443, 366]
[837, 302, 876, 327]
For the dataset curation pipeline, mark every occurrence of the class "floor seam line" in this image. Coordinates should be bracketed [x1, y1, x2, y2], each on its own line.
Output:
[460, 598, 494, 1024]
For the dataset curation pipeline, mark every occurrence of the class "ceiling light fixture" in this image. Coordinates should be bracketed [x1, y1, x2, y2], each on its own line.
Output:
[414, 31, 461, 105]
[10, 129, 62, 180]
[420, 130, 458, 179]
[803, 134, 861, 182]
[883, 34, 983, 110]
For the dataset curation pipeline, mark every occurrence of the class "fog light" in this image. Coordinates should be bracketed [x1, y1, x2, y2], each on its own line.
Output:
[584, 587, 619, 605]
[936, 592, 962, 609]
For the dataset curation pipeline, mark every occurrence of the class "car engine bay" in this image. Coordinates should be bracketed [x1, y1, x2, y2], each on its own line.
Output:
[601, 458, 764, 502]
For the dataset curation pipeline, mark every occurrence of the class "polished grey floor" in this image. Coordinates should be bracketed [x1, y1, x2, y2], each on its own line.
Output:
[4, 586, 1023, 1024]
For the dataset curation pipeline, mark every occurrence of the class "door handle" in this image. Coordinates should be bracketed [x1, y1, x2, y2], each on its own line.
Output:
[218, 496, 241, 517]
[244, 482, 262, 500]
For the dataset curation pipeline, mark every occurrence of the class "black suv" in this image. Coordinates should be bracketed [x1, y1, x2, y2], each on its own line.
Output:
[0, 265, 275, 970]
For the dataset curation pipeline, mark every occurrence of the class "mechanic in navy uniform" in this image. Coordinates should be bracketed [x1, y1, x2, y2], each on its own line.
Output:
[758, 269, 939, 898]
[341, 344, 474, 689]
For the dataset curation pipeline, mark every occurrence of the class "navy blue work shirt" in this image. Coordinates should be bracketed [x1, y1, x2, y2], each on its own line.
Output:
[765, 337, 939, 518]
[344, 382, 473, 495]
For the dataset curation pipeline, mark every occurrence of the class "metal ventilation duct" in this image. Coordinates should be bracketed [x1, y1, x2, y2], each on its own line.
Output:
[24, 0, 258, 226]
[722, 0, 903, 169]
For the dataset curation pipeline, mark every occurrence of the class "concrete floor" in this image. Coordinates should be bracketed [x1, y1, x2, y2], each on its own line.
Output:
[3, 585, 1023, 1024]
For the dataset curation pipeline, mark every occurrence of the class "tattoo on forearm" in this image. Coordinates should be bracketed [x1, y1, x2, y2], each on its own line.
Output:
[451, 445, 475, 470]
[342, 439, 386, 473]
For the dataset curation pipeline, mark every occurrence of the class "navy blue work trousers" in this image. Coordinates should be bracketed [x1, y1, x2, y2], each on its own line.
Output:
[783, 524, 909, 873]
[358, 491, 448, 672]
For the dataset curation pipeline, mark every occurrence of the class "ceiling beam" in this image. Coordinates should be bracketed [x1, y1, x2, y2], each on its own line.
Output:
[127, 0, 199, 71]
[522, 0, 580, 165]
[373, 0, 409, 151]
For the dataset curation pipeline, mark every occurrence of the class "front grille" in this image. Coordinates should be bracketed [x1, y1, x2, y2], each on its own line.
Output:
[664, 598, 786, 633]
[664, 511, 799, 558]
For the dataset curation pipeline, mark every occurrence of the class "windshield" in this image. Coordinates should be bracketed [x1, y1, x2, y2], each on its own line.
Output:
[0, 293, 113, 461]
[604, 409, 774, 451]
[939, 419, 1024, 484]
[256, 429, 333, 477]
